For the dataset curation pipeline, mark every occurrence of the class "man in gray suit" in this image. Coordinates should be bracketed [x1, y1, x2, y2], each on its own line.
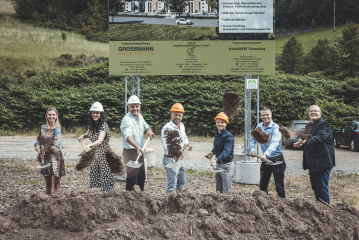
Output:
[294, 105, 335, 204]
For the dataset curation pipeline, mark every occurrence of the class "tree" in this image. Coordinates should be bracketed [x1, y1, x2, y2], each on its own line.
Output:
[279, 33, 304, 74]
[336, 23, 359, 78]
[133, 4, 138, 11]
[307, 38, 338, 72]
[163, 0, 188, 16]
[206, 0, 218, 12]
[109, 0, 124, 13]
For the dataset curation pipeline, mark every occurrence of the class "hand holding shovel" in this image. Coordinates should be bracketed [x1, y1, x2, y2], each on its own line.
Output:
[165, 147, 190, 169]
[126, 137, 150, 169]
[251, 153, 284, 165]
[208, 156, 224, 173]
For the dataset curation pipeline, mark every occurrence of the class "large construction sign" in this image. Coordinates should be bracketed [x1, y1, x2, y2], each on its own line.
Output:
[109, 0, 274, 75]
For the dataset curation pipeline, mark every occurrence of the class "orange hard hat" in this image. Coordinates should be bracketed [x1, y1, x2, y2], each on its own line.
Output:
[214, 112, 229, 124]
[170, 103, 185, 113]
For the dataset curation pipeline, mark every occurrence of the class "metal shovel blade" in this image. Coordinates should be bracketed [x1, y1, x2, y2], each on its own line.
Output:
[211, 168, 224, 173]
[126, 160, 142, 168]
[36, 163, 51, 169]
[265, 161, 284, 166]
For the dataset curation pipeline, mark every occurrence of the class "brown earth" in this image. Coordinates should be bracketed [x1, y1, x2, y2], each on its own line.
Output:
[279, 127, 291, 141]
[222, 92, 241, 119]
[1, 187, 359, 239]
[163, 129, 182, 158]
[251, 127, 270, 144]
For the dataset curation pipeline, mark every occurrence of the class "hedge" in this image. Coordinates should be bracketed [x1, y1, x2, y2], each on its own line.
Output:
[1, 61, 359, 135]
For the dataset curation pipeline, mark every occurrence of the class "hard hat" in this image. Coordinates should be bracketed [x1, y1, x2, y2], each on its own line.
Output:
[214, 112, 229, 124]
[127, 95, 141, 105]
[89, 102, 104, 112]
[170, 103, 185, 113]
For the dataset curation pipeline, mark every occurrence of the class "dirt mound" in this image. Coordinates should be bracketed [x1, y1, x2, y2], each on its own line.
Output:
[223, 92, 241, 119]
[1, 188, 358, 239]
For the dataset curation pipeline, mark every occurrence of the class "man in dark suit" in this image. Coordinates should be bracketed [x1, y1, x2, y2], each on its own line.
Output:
[294, 105, 335, 204]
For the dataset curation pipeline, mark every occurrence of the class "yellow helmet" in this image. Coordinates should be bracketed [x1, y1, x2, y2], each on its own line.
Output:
[214, 112, 229, 124]
[170, 103, 185, 113]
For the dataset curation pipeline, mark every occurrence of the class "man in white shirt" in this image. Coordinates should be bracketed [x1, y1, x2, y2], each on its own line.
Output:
[120, 95, 154, 191]
[161, 103, 192, 194]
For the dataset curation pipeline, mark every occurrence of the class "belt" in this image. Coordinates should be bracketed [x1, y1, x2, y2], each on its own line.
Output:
[267, 154, 283, 162]
[219, 160, 233, 164]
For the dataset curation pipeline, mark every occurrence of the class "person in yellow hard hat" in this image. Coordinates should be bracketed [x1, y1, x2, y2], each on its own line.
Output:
[205, 112, 235, 193]
[161, 103, 192, 194]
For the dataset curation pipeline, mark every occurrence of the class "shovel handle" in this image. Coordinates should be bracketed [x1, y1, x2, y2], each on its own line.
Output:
[178, 147, 190, 161]
[141, 137, 151, 152]
[252, 154, 269, 163]
[80, 139, 87, 151]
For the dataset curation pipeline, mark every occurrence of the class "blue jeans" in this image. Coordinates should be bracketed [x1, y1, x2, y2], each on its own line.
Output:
[309, 166, 332, 204]
[163, 156, 186, 194]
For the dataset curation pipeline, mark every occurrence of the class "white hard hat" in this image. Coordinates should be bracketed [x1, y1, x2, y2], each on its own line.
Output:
[89, 102, 104, 112]
[127, 95, 141, 105]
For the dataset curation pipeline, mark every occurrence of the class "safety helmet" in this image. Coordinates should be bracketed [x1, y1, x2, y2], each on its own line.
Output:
[127, 95, 141, 105]
[170, 103, 185, 113]
[89, 102, 104, 112]
[214, 112, 229, 124]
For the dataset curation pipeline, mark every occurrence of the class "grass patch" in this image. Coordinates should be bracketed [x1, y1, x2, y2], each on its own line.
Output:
[109, 23, 216, 41]
[275, 24, 348, 56]
[0, 15, 109, 76]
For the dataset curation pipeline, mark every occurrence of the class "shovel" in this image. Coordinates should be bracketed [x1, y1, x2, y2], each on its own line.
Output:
[126, 137, 150, 168]
[252, 154, 284, 165]
[35, 158, 51, 169]
[165, 147, 190, 169]
[208, 156, 224, 173]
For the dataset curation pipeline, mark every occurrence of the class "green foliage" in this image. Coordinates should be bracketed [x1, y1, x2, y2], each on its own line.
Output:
[336, 23, 359, 78]
[61, 31, 67, 41]
[306, 38, 338, 72]
[279, 34, 305, 74]
[163, 0, 188, 15]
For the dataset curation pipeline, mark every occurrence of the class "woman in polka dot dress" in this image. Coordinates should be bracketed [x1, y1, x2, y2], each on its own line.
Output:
[34, 107, 66, 195]
[78, 102, 114, 192]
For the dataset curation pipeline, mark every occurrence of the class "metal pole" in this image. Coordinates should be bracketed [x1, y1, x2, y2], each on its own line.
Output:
[256, 75, 260, 160]
[125, 76, 128, 115]
[248, 75, 251, 161]
[137, 76, 140, 98]
[333, 0, 336, 32]
[131, 76, 135, 96]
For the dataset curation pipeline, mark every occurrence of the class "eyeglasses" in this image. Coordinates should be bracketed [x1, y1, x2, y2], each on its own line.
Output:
[309, 110, 320, 113]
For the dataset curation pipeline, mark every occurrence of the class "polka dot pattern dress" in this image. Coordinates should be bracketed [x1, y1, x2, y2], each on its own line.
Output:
[88, 122, 114, 192]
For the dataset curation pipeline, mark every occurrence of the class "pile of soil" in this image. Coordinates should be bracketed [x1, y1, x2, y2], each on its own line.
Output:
[163, 129, 182, 159]
[251, 127, 270, 144]
[1, 188, 358, 239]
[222, 92, 241, 119]
[279, 126, 291, 141]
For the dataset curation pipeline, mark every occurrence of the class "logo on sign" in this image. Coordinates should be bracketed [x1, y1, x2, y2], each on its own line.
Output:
[247, 79, 257, 89]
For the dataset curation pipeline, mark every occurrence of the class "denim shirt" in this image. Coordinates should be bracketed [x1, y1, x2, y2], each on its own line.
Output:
[211, 129, 234, 163]
[120, 112, 150, 149]
[249, 120, 282, 158]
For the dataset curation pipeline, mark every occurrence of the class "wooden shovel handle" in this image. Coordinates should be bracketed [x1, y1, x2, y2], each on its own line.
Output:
[253, 154, 269, 163]
[80, 139, 87, 151]
[178, 147, 190, 161]
[141, 137, 151, 152]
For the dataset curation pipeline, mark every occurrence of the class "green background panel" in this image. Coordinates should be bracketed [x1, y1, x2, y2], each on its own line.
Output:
[109, 40, 274, 75]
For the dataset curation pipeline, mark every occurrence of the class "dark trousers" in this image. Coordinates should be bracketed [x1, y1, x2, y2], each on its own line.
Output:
[123, 148, 146, 191]
[309, 166, 332, 204]
[259, 155, 286, 198]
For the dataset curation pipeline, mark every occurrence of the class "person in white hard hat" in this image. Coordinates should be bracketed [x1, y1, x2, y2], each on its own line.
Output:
[120, 95, 155, 191]
[78, 102, 115, 192]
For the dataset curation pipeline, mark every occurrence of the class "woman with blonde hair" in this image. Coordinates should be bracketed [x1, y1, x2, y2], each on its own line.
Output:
[34, 107, 66, 195]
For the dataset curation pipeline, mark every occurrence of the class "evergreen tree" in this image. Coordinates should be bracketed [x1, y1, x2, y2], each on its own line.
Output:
[280, 33, 304, 73]
[163, 0, 188, 16]
[336, 23, 359, 78]
[307, 38, 338, 72]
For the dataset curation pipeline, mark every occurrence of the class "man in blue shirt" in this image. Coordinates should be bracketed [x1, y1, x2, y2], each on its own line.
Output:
[205, 112, 235, 193]
[120, 95, 155, 191]
[250, 107, 286, 198]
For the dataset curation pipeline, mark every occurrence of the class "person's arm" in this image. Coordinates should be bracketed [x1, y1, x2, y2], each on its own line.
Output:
[263, 125, 281, 157]
[306, 122, 331, 145]
[216, 135, 234, 163]
[182, 124, 192, 151]
[85, 131, 106, 149]
[142, 116, 155, 140]
[34, 126, 42, 153]
[161, 126, 168, 155]
[127, 136, 144, 155]
[250, 126, 259, 157]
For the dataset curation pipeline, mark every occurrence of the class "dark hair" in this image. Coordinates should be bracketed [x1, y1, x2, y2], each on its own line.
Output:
[88, 112, 106, 133]
[260, 107, 272, 114]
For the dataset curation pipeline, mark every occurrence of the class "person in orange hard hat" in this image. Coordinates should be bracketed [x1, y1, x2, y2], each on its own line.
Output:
[161, 103, 193, 194]
[205, 112, 235, 193]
